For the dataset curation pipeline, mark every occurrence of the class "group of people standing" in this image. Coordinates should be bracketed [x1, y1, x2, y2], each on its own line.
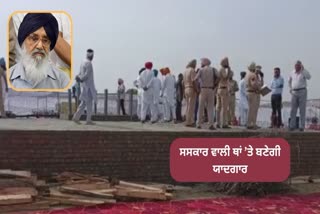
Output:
[134, 58, 312, 132]
[239, 60, 311, 131]
[184, 57, 239, 130]
[134, 63, 182, 123]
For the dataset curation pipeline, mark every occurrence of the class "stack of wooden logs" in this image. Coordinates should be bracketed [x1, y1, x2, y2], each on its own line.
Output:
[0, 170, 173, 212]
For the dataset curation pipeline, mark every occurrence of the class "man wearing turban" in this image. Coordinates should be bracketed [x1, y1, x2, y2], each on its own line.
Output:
[160, 67, 177, 123]
[72, 49, 97, 125]
[133, 68, 145, 119]
[216, 57, 234, 129]
[9, 13, 70, 89]
[194, 58, 217, 130]
[138, 62, 157, 123]
[183, 59, 197, 127]
[10, 13, 71, 76]
[245, 62, 263, 129]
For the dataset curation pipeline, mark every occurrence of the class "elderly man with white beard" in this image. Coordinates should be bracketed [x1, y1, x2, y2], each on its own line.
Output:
[9, 13, 69, 89]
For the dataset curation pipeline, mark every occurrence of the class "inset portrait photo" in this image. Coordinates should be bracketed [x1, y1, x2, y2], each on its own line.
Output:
[7, 11, 72, 91]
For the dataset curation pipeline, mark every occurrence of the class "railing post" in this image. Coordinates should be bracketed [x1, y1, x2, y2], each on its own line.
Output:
[94, 102, 97, 115]
[68, 89, 72, 120]
[104, 89, 108, 116]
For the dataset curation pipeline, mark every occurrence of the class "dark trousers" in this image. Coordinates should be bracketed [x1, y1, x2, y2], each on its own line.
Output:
[120, 99, 126, 115]
[176, 100, 182, 121]
[194, 96, 199, 122]
[271, 94, 282, 127]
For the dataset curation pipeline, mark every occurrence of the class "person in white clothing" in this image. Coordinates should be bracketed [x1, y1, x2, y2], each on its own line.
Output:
[72, 49, 97, 125]
[160, 67, 177, 123]
[152, 69, 162, 121]
[288, 60, 311, 131]
[139, 62, 156, 123]
[238, 71, 248, 126]
[133, 68, 145, 119]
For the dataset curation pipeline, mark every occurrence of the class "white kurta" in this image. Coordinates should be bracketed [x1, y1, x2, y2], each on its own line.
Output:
[73, 59, 97, 122]
[239, 79, 248, 126]
[138, 69, 156, 121]
[133, 76, 143, 119]
[162, 74, 176, 121]
[153, 77, 162, 119]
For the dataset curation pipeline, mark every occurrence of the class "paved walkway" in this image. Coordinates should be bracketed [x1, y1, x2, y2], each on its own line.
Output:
[0, 118, 317, 133]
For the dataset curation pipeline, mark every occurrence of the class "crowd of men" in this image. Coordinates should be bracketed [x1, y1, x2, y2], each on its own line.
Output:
[0, 48, 312, 132]
[133, 59, 311, 131]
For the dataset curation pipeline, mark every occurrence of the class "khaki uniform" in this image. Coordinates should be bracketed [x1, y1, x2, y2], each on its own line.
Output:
[228, 80, 239, 124]
[195, 66, 215, 127]
[246, 71, 263, 127]
[183, 67, 197, 125]
[0, 67, 6, 117]
[216, 68, 233, 127]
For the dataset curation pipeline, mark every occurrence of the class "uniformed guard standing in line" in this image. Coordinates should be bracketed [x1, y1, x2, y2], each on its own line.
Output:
[216, 57, 233, 129]
[246, 63, 263, 129]
[194, 58, 216, 130]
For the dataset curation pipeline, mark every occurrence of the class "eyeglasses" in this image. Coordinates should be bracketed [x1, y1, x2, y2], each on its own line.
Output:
[27, 34, 51, 47]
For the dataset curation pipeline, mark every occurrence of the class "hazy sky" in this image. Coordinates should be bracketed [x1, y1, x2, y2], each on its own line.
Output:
[0, 0, 319, 101]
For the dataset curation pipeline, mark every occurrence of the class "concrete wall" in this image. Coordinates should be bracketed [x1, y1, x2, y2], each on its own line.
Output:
[0, 131, 319, 183]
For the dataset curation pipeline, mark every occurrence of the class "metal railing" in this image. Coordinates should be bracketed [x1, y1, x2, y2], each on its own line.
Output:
[3, 89, 320, 127]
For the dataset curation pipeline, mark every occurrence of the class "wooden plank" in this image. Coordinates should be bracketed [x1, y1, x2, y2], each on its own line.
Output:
[54, 172, 109, 183]
[115, 188, 167, 200]
[119, 181, 164, 192]
[0, 187, 38, 197]
[165, 193, 173, 200]
[0, 170, 32, 179]
[0, 194, 32, 205]
[50, 188, 115, 204]
[0, 200, 52, 213]
[46, 196, 116, 206]
[59, 186, 114, 199]
[63, 182, 111, 190]
[312, 178, 320, 183]
[95, 189, 117, 194]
